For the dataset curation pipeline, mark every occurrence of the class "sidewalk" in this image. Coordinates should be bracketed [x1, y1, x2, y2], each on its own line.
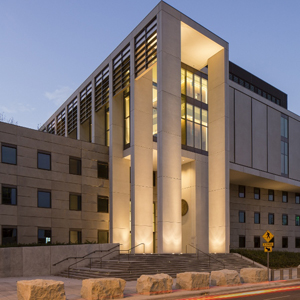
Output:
[1, 275, 300, 300]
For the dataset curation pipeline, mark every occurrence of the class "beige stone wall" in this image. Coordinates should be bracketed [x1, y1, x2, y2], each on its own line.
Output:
[0, 122, 109, 245]
[230, 183, 300, 252]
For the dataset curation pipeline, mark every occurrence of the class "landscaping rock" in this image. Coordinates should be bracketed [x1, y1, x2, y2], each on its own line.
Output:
[240, 268, 268, 283]
[210, 269, 240, 286]
[176, 272, 210, 290]
[81, 278, 126, 300]
[17, 279, 66, 300]
[136, 274, 173, 295]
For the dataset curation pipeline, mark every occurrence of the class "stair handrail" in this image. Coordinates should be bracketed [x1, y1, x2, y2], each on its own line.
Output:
[186, 244, 225, 268]
[52, 244, 120, 266]
[66, 243, 145, 277]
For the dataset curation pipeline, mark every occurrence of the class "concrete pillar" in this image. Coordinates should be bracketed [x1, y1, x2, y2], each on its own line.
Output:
[156, 10, 182, 253]
[208, 48, 230, 253]
[109, 62, 131, 251]
[94, 108, 105, 145]
[130, 65, 153, 253]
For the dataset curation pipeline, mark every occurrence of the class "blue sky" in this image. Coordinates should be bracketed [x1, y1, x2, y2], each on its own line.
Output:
[1, 0, 300, 129]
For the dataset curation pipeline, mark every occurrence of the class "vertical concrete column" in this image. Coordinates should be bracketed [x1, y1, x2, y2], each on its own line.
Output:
[64, 104, 68, 138]
[91, 77, 96, 143]
[208, 48, 230, 253]
[76, 92, 81, 140]
[109, 62, 131, 251]
[156, 10, 182, 253]
[130, 40, 153, 253]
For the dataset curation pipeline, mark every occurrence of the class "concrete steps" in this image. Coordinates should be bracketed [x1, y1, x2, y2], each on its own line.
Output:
[58, 253, 257, 281]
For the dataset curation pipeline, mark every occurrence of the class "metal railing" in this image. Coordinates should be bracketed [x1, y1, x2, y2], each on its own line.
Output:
[186, 244, 225, 269]
[66, 243, 145, 278]
[52, 244, 120, 267]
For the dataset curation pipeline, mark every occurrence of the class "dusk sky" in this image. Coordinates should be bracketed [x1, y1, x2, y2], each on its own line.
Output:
[1, 0, 300, 129]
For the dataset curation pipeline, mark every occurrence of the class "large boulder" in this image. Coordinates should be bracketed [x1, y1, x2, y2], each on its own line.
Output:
[240, 268, 268, 283]
[17, 279, 66, 300]
[210, 269, 240, 286]
[81, 278, 126, 300]
[136, 274, 173, 295]
[176, 272, 210, 290]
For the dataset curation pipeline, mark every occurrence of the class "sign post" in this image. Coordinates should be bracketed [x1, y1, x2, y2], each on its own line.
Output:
[262, 230, 274, 281]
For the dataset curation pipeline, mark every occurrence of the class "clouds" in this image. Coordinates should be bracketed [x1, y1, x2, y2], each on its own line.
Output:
[45, 86, 73, 106]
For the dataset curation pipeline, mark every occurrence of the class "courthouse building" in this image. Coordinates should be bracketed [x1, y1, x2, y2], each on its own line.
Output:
[1, 1, 300, 253]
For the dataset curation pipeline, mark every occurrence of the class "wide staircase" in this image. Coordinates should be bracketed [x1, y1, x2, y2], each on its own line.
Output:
[58, 253, 258, 281]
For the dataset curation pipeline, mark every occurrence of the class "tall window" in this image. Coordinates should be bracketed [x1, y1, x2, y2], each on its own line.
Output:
[268, 213, 274, 225]
[38, 229, 51, 244]
[70, 230, 82, 244]
[268, 190, 274, 201]
[296, 238, 300, 248]
[69, 157, 81, 175]
[296, 193, 300, 204]
[1, 144, 17, 165]
[2, 186, 17, 205]
[181, 66, 208, 153]
[153, 64, 157, 138]
[282, 214, 288, 225]
[254, 188, 260, 200]
[38, 190, 51, 208]
[281, 114, 288, 176]
[239, 236, 245, 248]
[69, 194, 81, 211]
[254, 212, 260, 224]
[254, 236, 260, 248]
[238, 186, 245, 198]
[296, 215, 300, 226]
[239, 211, 245, 223]
[124, 88, 130, 148]
[98, 230, 109, 243]
[282, 191, 288, 203]
[98, 161, 109, 179]
[282, 237, 288, 248]
[97, 196, 109, 213]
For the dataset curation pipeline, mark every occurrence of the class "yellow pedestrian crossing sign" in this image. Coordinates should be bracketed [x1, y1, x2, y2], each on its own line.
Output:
[262, 230, 274, 243]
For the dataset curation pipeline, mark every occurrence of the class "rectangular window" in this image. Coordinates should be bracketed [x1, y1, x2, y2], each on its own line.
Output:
[105, 106, 110, 146]
[268, 213, 274, 225]
[201, 78, 208, 104]
[268, 190, 274, 201]
[69, 157, 81, 175]
[254, 188, 260, 200]
[296, 193, 300, 204]
[282, 214, 288, 225]
[239, 236, 245, 248]
[296, 238, 300, 248]
[254, 236, 260, 248]
[98, 161, 109, 179]
[239, 211, 245, 223]
[282, 237, 288, 248]
[254, 212, 260, 224]
[69, 194, 81, 211]
[37, 151, 51, 170]
[296, 215, 300, 226]
[38, 190, 51, 208]
[238, 185, 245, 198]
[2, 185, 17, 205]
[70, 230, 82, 244]
[1, 144, 17, 165]
[98, 230, 109, 244]
[38, 229, 51, 244]
[186, 71, 193, 97]
[2, 227, 17, 245]
[98, 196, 109, 213]
[124, 88, 130, 147]
[282, 191, 288, 203]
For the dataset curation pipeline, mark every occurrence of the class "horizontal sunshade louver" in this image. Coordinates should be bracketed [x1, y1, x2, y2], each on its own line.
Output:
[95, 65, 109, 112]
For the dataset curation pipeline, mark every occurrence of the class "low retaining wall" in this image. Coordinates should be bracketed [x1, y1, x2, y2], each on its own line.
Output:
[0, 243, 119, 278]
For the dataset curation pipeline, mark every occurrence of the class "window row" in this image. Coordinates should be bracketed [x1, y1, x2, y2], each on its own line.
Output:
[1, 227, 109, 245]
[229, 73, 282, 107]
[239, 236, 300, 249]
[1, 186, 109, 213]
[1, 144, 109, 179]
[239, 211, 300, 226]
[238, 186, 299, 203]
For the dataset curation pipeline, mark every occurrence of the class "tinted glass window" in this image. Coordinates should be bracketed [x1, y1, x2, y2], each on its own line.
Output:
[239, 211, 245, 223]
[69, 194, 81, 211]
[98, 230, 109, 243]
[282, 214, 288, 225]
[2, 227, 17, 245]
[268, 190, 274, 201]
[254, 236, 260, 248]
[98, 162, 109, 179]
[38, 191, 51, 208]
[254, 188, 260, 200]
[98, 196, 109, 213]
[2, 186, 17, 205]
[70, 230, 82, 244]
[296, 215, 300, 226]
[38, 152, 51, 170]
[238, 186, 245, 198]
[268, 213, 274, 225]
[282, 191, 288, 203]
[282, 237, 288, 248]
[296, 194, 300, 204]
[1, 145, 17, 164]
[296, 238, 300, 248]
[38, 229, 51, 244]
[239, 236, 245, 248]
[69, 157, 81, 175]
[254, 212, 260, 224]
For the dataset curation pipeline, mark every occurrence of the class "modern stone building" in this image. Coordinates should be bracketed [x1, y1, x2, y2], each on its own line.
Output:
[1, 1, 300, 253]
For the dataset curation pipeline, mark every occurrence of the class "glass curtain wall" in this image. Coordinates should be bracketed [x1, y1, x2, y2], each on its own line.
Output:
[181, 65, 208, 154]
